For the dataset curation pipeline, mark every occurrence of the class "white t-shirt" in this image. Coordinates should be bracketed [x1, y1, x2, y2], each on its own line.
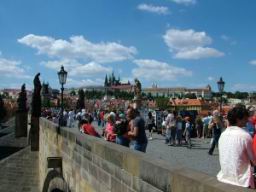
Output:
[217, 126, 255, 188]
[166, 113, 176, 128]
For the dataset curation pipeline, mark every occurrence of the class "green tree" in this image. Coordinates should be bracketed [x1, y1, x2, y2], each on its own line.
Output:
[41, 82, 50, 108]
[234, 91, 248, 99]
[42, 97, 51, 108]
[70, 89, 76, 96]
[184, 93, 197, 99]
[76, 89, 85, 110]
[155, 97, 170, 110]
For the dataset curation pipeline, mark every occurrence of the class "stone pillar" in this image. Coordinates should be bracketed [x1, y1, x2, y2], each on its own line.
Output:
[31, 116, 39, 151]
[15, 111, 28, 137]
[133, 97, 142, 110]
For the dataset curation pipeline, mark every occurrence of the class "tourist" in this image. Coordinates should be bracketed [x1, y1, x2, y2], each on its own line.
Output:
[246, 107, 256, 137]
[80, 119, 101, 138]
[208, 115, 223, 155]
[176, 115, 183, 146]
[62, 110, 68, 126]
[146, 111, 154, 140]
[165, 111, 177, 146]
[183, 116, 192, 149]
[100, 110, 105, 127]
[217, 104, 256, 188]
[195, 115, 203, 138]
[81, 108, 86, 119]
[115, 114, 130, 147]
[202, 112, 212, 138]
[104, 112, 116, 142]
[67, 109, 75, 128]
[161, 119, 166, 136]
[127, 107, 148, 152]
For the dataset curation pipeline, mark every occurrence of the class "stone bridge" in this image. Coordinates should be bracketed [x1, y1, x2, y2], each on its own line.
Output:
[0, 117, 254, 192]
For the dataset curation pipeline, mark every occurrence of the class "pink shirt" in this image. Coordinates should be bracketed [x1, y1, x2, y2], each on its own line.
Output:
[105, 122, 114, 134]
[217, 126, 255, 188]
[105, 122, 116, 142]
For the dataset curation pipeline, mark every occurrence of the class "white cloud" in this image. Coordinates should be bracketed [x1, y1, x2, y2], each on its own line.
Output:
[175, 47, 224, 59]
[208, 76, 214, 81]
[67, 78, 104, 88]
[170, 0, 196, 5]
[249, 60, 256, 65]
[221, 34, 237, 46]
[137, 4, 169, 15]
[232, 83, 256, 92]
[221, 35, 230, 41]
[41, 59, 82, 71]
[163, 29, 224, 59]
[18, 34, 137, 63]
[132, 59, 192, 81]
[163, 29, 212, 50]
[0, 57, 31, 79]
[69, 62, 112, 76]
[41, 59, 112, 77]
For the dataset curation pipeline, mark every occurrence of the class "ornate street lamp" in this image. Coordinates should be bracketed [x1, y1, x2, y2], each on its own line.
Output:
[217, 77, 225, 114]
[58, 66, 67, 126]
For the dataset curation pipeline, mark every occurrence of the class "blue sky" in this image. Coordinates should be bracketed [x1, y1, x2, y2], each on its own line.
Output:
[0, 0, 256, 92]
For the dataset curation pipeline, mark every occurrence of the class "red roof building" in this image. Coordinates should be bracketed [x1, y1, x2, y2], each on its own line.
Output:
[169, 98, 211, 113]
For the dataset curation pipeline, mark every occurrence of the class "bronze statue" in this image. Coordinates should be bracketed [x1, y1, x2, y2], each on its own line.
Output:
[134, 78, 142, 98]
[17, 84, 27, 112]
[31, 73, 42, 117]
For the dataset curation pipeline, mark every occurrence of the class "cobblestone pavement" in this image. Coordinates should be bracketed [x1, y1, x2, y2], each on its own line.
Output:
[0, 118, 39, 192]
[0, 117, 28, 160]
[145, 133, 220, 176]
[0, 147, 39, 192]
[92, 122, 220, 177]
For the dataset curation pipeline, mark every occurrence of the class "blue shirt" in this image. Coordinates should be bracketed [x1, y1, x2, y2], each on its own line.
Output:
[133, 116, 148, 144]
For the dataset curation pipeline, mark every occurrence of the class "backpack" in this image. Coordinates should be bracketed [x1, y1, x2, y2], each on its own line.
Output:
[115, 120, 128, 136]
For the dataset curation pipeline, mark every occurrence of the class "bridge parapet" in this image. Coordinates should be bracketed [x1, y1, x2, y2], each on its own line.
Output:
[39, 118, 253, 192]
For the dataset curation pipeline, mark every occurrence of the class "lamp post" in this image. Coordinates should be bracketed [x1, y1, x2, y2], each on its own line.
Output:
[58, 66, 67, 126]
[217, 77, 225, 114]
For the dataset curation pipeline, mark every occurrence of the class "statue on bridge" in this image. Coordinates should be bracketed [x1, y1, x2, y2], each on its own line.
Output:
[17, 84, 27, 112]
[133, 78, 142, 109]
[15, 84, 28, 137]
[134, 78, 142, 99]
[31, 73, 42, 117]
[31, 73, 42, 151]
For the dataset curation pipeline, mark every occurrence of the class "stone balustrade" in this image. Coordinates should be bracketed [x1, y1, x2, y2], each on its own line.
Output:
[39, 118, 253, 192]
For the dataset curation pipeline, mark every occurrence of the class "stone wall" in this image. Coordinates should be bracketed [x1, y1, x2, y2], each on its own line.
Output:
[39, 118, 253, 192]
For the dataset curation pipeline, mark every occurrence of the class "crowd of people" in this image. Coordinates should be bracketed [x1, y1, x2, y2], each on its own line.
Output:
[41, 106, 149, 153]
[42, 103, 256, 189]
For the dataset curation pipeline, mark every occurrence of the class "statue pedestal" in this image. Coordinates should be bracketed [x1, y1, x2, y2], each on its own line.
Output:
[133, 96, 142, 110]
[31, 116, 39, 151]
[15, 111, 28, 138]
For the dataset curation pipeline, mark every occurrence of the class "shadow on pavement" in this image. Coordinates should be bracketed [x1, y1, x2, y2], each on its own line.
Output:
[0, 146, 23, 160]
[0, 133, 8, 137]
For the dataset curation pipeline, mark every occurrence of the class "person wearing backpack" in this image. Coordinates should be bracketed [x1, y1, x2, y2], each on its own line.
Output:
[115, 113, 130, 147]
[184, 116, 192, 149]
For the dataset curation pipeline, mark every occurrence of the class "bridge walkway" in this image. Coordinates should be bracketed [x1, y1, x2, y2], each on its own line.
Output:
[0, 118, 40, 192]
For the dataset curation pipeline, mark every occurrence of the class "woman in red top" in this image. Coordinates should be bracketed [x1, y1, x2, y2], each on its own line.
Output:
[80, 119, 100, 138]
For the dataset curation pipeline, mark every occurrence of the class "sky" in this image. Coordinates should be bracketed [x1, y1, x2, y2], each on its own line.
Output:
[1, 0, 256, 92]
